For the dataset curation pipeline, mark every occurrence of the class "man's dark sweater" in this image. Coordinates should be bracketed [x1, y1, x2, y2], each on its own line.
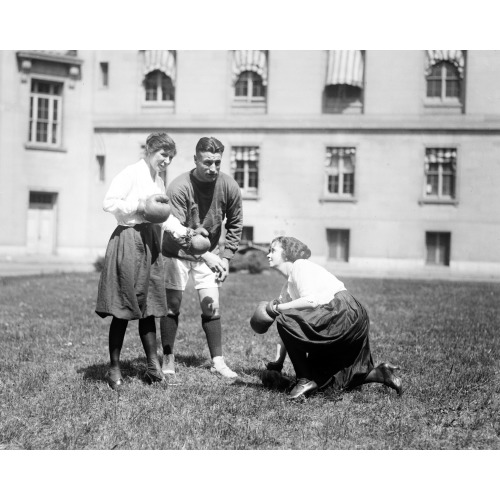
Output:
[162, 170, 243, 261]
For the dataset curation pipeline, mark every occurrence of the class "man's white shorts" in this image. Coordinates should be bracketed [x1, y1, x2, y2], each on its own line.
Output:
[163, 256, 220, 291]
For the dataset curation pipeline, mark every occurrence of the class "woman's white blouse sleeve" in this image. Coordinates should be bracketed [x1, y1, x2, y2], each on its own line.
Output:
[102, 166, 140, 217]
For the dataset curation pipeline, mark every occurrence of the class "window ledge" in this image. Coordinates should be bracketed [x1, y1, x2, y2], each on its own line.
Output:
[242, 194, 260, 201]
[418, 198, 458, 206]
[142, 101, 175, 110]
[319, 196, 357, 203]
[25, 143, 67, 153]
[423, 98, 463, 114]
[231, 100, 266, 114]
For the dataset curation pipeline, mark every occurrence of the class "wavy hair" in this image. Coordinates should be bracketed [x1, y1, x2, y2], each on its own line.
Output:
[195, 136, 225, 155]
[271, 236, 311, 262]
[145, 132, 177, 156]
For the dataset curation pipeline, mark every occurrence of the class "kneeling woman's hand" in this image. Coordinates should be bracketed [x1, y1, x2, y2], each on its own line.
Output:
[266, 299, 281, 318]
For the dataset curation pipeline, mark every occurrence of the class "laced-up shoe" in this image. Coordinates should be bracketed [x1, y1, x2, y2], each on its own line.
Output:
[288, 378, 318, 400]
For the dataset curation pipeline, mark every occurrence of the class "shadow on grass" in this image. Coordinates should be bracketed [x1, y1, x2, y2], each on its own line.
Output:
[77, 353, 212, 385]
[77, 359, 142, 383]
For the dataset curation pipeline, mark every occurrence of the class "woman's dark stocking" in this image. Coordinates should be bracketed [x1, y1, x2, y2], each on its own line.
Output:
[139, 316, 164, 383]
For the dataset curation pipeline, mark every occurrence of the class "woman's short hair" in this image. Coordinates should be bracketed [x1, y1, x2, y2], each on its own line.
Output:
[195, 137, 225, 155]
[145, 132, 177, 156]
[272, 236, 311, 262]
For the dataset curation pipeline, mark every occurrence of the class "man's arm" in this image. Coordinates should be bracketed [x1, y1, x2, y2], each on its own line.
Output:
[221, 181, 243, 261]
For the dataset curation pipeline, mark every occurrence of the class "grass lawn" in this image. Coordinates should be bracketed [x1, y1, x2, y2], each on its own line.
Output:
[0, 270, 499, 450]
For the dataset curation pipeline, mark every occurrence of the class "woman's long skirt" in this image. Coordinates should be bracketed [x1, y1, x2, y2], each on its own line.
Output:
[276, 290, 374, 391]
[95, 223, 167, 320]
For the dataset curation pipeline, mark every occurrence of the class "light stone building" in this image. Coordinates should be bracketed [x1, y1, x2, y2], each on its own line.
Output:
[1, 50, 499, 277]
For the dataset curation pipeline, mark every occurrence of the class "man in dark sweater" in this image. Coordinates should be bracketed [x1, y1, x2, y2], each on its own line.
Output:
[161, 137, 243, 378]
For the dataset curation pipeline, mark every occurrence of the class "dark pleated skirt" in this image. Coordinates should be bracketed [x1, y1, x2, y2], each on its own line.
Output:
[276, 290, 374, 391]
[95, 223, 167, 320]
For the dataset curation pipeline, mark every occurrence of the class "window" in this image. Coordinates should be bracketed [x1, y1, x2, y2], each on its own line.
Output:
[327, 229, 349, 262]
[234, 71, 266, 103]
[323, 84, 363, 114]
[28, 80, 63, 147]
[96, 155, 105, 182]
[29, 191, 57, 208]
[241, 226, 254, 245]
[232, 50, 267, 110]
[426, 232, 451, 266]
[424, 148, 456, 200]
[323, 50, 364, 114]
[426, 61, 461, 100]
[325, 147, 355, 196]
[144, 70, 174, 102]
[99, 62, 109, 88]
[424, 51, 465, 111]
[231, 146, 259, 197]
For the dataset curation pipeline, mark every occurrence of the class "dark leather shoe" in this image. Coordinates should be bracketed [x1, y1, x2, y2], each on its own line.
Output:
[378, 362, 403, 396]
[288, 378, 318, 400]
[105, 370, 124, 391]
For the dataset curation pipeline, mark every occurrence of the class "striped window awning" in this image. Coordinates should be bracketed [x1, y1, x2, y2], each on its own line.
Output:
[326, 50, 364, 88]
[425, 148, 457, 171]
[143, 50, 176, 82]
[426, 50, 465, 78]
[232, 50, 268, 86]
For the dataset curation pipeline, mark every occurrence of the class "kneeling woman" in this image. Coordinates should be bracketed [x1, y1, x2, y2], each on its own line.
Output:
[264, 236, 402, 400]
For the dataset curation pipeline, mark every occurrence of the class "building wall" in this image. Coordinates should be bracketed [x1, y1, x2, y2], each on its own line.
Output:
[1, 50, 500, 277]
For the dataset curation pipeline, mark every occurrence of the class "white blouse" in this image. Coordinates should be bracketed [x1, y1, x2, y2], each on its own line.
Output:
[279, 259, 346, 308]
[103, 159, 187, 238]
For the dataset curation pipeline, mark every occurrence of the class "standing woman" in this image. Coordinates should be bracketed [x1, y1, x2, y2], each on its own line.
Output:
[96, 132, 186, 390]
[263, 236, 403, 400]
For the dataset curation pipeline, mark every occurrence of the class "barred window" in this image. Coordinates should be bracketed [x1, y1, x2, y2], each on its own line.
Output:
[231, 146, 259, 197]
[325, 147, 355, 196]
[425, 148, 456, 199]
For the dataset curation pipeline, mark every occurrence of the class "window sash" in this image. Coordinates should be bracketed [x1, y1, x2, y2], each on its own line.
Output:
[426, 62, 461, 100]
[231, 147, 260, 195]
[29, 85, 62, 146]
[234, 71, 265, 103]
[425, 149, 457, 199]
[325, 148, 355, 196]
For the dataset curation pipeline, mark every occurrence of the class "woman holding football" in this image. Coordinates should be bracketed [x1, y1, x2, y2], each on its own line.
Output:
[261, 236, 403, 400]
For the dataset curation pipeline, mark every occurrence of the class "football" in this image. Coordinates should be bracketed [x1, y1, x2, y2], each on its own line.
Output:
[250, 301, 275, 334]
[143, 194, 171, 223]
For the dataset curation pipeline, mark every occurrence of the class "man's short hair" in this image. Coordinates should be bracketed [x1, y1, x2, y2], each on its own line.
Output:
[195, 137, 225, 155]
[145, 132, 177, 156]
